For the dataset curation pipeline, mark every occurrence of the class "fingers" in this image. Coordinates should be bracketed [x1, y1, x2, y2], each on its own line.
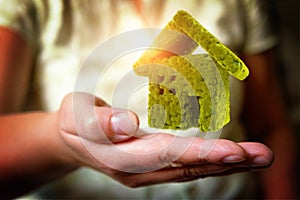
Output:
[107, 137, 274, 187]
[175, 138, 248, 165]
[152, 135, 249, 167]
[237, 142, 274, 166]
[104, 134, 249, 173]
[120, 164, 232, 187]
[117, 141, 274, 188]
[58, 92, 139, 143]
[122, 158, 271, 188]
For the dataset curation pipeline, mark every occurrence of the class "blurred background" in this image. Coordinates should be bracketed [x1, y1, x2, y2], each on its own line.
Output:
[273, 0, 299, 197]
[0, 0, 298, 199]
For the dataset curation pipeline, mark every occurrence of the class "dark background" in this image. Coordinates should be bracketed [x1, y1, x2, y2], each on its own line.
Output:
[273, 0, 299, 198]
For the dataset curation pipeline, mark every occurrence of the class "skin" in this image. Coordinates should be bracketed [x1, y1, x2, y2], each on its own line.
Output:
[0, 27, 275, 199]
[0, 27, 32, 113]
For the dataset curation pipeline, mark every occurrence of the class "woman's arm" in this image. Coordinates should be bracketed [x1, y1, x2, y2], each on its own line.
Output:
[0, 111, 77, 198]
[0, 92, 274, 199]
[0, 27, 33, 113]
[0, 27, 274, 199]
[242, 49, 297, 199]
[0, 27, 77, 197]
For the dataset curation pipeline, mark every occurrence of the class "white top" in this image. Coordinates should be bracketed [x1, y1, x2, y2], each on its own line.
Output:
[0, 0, 277, 199]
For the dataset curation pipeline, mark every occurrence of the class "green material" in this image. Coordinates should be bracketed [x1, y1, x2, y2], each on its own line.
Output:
[147, 55, 229, 131]
[133, 10, 249, 132]
[171, 10, 249, 80]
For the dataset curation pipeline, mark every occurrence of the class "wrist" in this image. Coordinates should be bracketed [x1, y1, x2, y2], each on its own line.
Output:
[46, 111, 80, 171]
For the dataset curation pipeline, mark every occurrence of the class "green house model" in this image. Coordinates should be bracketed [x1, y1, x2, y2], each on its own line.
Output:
[133, 10, 249, 132]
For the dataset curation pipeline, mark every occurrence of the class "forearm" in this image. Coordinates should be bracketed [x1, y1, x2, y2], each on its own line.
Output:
[0, 112, 78, 198]
[0, 27, 33, 113]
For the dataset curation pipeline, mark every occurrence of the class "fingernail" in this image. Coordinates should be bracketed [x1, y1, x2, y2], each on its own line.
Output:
[251, 156, 271, 166]
[110, 111, 139, 135]
[223, 155, 246, 163]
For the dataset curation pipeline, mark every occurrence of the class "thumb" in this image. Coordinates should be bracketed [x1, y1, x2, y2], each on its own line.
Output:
[97, 107, 140, 143]
[59, 92, 139, 144]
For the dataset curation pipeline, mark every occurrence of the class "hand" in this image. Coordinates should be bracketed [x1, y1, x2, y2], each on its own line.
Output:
[57, 92, 274, 187]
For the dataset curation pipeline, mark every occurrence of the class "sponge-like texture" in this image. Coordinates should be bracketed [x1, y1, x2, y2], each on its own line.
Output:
[170, 10, 249, 80]
[146, 54, 230, 132]
[133, 10, 248, 132]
